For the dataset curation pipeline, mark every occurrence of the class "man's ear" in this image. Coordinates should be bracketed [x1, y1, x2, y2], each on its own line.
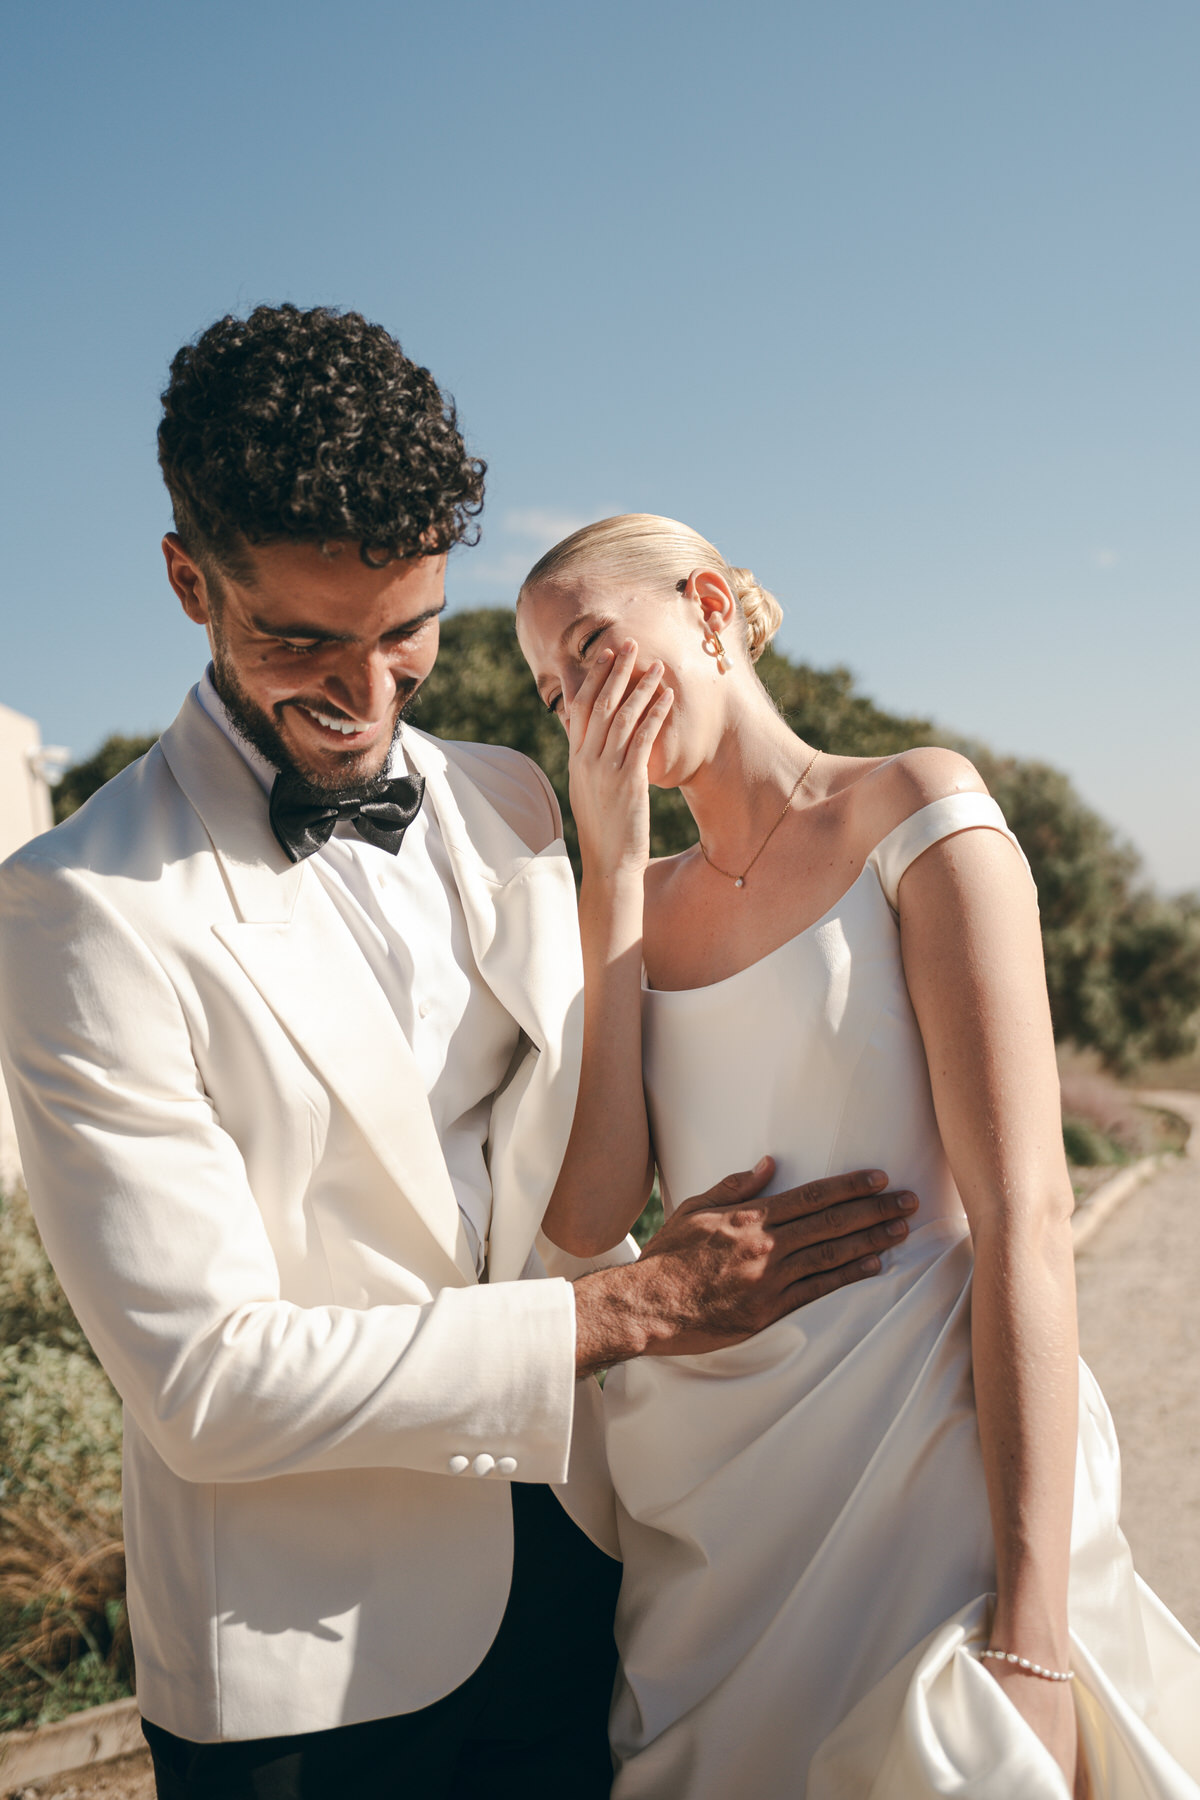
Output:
[162, 534, 216, 626]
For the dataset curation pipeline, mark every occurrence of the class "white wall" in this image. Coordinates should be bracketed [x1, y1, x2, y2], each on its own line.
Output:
[0, 702, 54, 863]
[0, 702, 58, 1186]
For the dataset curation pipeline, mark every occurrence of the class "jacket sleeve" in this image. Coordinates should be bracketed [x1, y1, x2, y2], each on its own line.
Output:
[0, 850, 578, 1487]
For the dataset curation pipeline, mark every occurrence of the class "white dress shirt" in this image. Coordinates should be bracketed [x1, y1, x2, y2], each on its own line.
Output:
[197, 670, 519, 1274]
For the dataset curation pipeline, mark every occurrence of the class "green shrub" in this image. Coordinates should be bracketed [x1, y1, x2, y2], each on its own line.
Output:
[1062, 1116, 1124, 1168]
[0, 1185, 93, 1361]
[52, 734, 158, 824]
[0, 1342, 122, 1523]
[633, 1184, 664, 1248]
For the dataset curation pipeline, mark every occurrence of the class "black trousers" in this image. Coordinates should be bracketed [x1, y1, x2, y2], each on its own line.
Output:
[142, 1483, 621, 1799]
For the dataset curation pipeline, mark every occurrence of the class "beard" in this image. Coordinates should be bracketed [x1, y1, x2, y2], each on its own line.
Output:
[211, 640, 418, 798]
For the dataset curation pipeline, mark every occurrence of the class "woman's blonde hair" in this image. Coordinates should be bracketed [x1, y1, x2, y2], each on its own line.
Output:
[518, 513, 784, 663]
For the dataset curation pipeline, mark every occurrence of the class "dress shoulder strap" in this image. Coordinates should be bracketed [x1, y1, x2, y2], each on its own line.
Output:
[866, 793, 1033, 912]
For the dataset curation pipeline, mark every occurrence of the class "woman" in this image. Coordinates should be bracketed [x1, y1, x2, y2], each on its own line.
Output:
[515, 515, 1200, 1800]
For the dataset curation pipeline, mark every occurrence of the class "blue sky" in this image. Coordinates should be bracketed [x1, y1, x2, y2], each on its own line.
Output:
[2, 0, 1197, 887]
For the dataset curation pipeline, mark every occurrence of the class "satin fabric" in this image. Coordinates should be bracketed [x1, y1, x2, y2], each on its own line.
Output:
[605, 796, 1200, 1798]
[267, 767, 426, 862]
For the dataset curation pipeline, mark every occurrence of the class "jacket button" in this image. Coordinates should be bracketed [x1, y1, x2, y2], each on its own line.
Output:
[448, 1455, 470, 1475]
[496, 1457, 518, 1476]
[472, 1453, 496, 1477]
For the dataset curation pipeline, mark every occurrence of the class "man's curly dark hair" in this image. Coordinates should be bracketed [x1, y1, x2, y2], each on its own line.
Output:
[158, 304, 486, 580]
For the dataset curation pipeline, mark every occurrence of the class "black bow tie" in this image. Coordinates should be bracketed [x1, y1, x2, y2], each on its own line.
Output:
[268, 770, 426, 864]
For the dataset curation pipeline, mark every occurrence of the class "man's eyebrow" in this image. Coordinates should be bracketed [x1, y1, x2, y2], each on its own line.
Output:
[249, 601, 447, 641]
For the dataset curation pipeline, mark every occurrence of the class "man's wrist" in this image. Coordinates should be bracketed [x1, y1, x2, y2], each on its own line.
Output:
[573, 1263, 660, 1376]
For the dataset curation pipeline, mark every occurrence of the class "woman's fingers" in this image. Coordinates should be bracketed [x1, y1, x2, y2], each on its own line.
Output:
[627, 685, 674, 771]
[602, 661, 669, 768]
[565, 646, 617, 757]
[575, 638, 640, 759]
[567, 636, 672, 773]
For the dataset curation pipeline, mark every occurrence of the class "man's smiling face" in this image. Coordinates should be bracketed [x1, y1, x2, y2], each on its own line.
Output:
[164, 537, 446, 791]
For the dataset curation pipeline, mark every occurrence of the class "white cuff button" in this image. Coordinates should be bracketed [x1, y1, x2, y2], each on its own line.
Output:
[496, 1457, 518, 1476]
[448, 1455, 470, 1475]
[472, 1453, 496, 1477]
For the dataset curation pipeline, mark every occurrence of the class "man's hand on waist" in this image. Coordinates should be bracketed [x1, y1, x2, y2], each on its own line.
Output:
[572, 1159, 918, 1376]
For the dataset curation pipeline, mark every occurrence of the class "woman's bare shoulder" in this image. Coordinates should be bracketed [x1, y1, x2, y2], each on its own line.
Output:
[831, 746, 989, 847]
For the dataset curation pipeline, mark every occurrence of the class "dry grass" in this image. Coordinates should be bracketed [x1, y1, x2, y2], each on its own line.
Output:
[0, 1504, 132, 1730]
[0, 1507, 129, 1680]
[1, 1182, 131, 1730]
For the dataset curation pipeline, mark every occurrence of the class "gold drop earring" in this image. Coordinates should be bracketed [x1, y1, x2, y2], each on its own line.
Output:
[701, 617, 732, 673]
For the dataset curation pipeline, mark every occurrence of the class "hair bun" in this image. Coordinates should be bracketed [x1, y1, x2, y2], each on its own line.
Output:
[728, 567, 783, 661]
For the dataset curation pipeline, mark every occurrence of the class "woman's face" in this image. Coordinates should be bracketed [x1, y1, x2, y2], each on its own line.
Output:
[516, 571, 733, 787]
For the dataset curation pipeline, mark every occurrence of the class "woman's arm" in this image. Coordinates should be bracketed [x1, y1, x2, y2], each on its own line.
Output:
[899, 822, 1082, 1795]
[541, 639, 672, 1256]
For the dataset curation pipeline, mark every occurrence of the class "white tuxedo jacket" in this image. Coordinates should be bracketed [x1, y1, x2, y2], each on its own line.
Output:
[0, 691, 632, 1742]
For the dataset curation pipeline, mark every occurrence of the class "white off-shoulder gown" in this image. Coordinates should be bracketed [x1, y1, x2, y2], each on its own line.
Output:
[604, 794, 1200, 1799]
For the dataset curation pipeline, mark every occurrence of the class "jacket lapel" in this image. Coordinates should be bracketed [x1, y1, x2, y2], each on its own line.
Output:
[159, 694, 477, 1287]
[401, 729, 584, 1282]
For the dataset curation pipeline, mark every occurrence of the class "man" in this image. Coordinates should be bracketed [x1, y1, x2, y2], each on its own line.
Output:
[0, 304, 915, 1797]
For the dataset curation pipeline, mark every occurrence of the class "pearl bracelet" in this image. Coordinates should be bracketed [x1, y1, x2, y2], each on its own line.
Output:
[980, 1647, 1075, 1683]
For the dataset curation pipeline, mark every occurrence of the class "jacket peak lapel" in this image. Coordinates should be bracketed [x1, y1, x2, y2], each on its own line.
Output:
[161, 691, 477, 1287]
[158, 692, 303, 925]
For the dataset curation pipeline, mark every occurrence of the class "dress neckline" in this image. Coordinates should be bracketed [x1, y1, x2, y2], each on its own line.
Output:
[644, 860, 882, 998]
[643, 794, 1016, 998]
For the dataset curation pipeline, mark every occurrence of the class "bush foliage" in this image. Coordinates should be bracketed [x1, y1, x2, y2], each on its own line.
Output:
[52, 734, 158, 825]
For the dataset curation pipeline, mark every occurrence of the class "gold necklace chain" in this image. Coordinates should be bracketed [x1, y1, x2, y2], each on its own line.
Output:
[699, 748, 822, 890]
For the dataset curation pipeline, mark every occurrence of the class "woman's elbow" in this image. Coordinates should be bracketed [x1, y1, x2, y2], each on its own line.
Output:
[544, 1221, 630, 1260]
[970, 1178, 1077, 1254]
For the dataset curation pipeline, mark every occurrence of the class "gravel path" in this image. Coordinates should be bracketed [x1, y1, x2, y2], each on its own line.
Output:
[5, 1749, 155, 1800]
[1075, 1090, 1200, 1641]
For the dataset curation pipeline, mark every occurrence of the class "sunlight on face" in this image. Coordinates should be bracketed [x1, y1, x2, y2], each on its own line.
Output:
[516, 576, 726, 785]
[180, 540, 447, 790]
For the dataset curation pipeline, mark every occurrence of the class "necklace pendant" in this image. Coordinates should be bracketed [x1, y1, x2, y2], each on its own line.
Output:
[735, 876, 745, 888]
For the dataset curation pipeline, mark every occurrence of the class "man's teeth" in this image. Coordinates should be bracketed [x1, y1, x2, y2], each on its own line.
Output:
[302, 708, 367, 736]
